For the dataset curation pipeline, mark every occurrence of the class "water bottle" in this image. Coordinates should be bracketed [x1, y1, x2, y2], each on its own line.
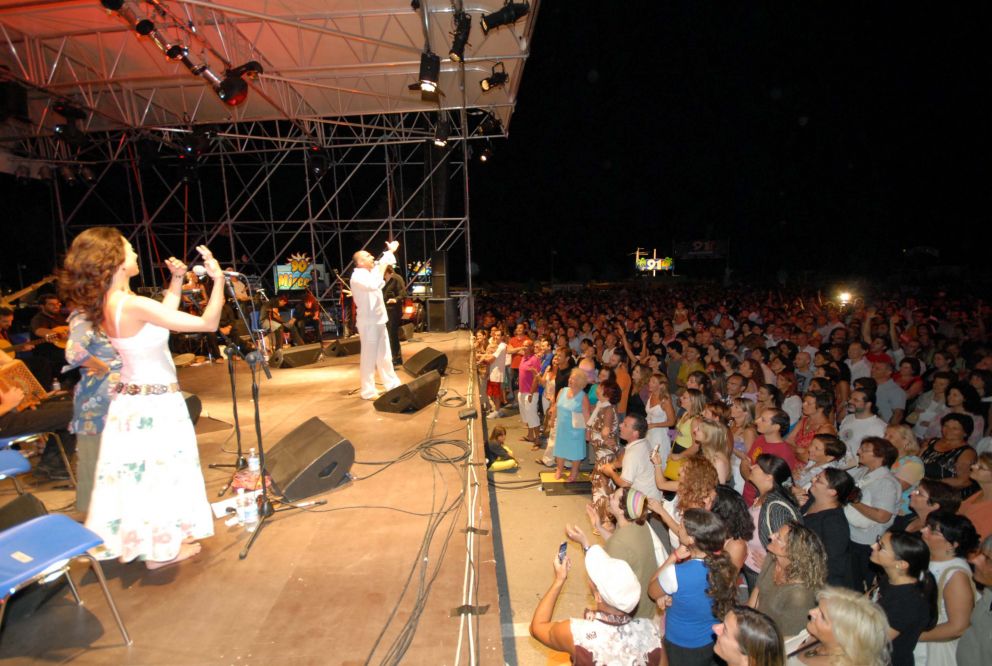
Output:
[52, 378, 61, 392]
[247, 447, 261, 490]
[243, 492, 259, 533]
[235, 488, 246, 526]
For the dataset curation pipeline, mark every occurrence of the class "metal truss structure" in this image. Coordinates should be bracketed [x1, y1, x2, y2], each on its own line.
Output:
[0, 0, 541, 305]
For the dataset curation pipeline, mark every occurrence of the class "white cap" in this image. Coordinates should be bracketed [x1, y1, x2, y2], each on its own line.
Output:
[584, 545, 641, 613]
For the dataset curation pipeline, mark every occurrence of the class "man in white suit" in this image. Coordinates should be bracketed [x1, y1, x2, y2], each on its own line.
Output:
[350, 241, 402, 400]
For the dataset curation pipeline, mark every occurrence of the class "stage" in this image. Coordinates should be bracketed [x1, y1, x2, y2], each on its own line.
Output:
[0, 332, 503, 665]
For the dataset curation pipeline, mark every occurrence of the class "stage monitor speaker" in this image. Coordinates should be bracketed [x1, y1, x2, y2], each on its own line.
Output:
[374, 370, 441, 413]
[327, 336, 362, 357]
[431, 250, 448, 298]
[182, 391, 202, 425]
[270, 342, 324, 368]
[265, 417, 355, 501]
[0, 492, 47, 532]
[403, 347, 448, 377]
[427, 298, 457, 332]
[399, 323, 415, 341]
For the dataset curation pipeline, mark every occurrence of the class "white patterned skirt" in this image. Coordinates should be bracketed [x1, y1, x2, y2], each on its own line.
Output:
[85, 392, 215, 563]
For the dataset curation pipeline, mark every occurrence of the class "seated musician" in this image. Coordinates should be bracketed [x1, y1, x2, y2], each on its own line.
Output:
[0, 346, 76, 480]
[260, 293, 305, 349]
[217, 303, 252, 357]
[0, 306, 55, 390]
[181, 270, 207, 313]
[29, 294, 73, 388]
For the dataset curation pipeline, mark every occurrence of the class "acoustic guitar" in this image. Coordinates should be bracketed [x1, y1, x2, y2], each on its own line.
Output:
[0, 276, 56, 308]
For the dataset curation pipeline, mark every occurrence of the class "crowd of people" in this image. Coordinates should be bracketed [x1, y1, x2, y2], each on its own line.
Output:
[477, 286, 992, 665]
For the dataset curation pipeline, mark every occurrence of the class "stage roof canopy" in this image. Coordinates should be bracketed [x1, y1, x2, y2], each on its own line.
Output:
[0, 0, 538, 154]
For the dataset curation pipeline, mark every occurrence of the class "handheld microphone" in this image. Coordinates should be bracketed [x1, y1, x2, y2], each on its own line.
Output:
[192, 265, 244, 280]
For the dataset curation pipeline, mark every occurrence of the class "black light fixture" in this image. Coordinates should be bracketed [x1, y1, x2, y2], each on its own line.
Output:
[480, 62, 508, 91]
[481, 2, 529, 35]
[449, 12, 472, 63]
[307, 146, 330, 178]
[80, 166, 97, 184]
[478, 145, 493, 162]
[418, 51, 441, 93]
[99, 0, 124, 11]
[59, 165, 78, 185]
[433, 117, 450, 147]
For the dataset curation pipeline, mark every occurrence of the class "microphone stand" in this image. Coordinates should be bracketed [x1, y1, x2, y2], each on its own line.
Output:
[332, 269, 353, 339]
[208, 276, 252, 496]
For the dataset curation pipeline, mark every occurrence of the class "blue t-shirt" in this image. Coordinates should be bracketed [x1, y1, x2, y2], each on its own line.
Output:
[664, 559, 717, 648]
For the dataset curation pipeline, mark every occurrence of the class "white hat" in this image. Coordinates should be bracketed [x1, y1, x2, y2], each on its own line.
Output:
[584, 545, 641, 614]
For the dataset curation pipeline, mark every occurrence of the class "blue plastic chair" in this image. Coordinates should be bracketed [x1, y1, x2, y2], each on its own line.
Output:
[0, 514, 131, 645]
[0, 449, 31, 494]
[0, 432, 77, 487]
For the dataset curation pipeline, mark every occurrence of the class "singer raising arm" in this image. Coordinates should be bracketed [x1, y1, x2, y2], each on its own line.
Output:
[161, 257, 193, 311]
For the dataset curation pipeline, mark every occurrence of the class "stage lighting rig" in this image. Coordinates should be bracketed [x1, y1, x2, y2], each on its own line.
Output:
[479, 145, 493, 162]
[449, 12, 472, 63]
[418, 51, 441, 93]
[481, 2, 529, 35]
[480, 62, 508, 91]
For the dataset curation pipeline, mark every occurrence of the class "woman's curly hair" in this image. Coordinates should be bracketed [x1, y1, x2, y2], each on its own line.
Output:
[782, 522, 827, 590]
[58, 227, 126, 327]
[678, 455, 718, 512]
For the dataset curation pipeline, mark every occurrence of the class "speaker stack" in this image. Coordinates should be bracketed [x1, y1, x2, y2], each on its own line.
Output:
[373, 370, 442, 413]
[264, 417, 355, 501]
[269, 342, 324, 368]
[403, 347, 448, 377]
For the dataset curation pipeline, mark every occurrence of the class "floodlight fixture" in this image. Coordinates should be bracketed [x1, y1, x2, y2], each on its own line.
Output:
[100, 0, 124, 10]
[59, 165, 78, 185]
[135, 18, 154, 35]
[433, 118, 450, 147]
[449, 12, 472, 63]
[480, 62, 508, 91]
[80, 166, 97, 183]
[419, 51, 441, 93]
[479, 145, 493, 162]
[481, 2, 529, 35]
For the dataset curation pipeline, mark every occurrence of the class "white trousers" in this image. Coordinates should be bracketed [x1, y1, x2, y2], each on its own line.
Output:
[359, 323, 401, 399]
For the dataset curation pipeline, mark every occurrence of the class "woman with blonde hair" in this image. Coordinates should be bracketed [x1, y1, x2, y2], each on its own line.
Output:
[886, 423, 925, 521]
[792, 586, 891, 665]
[664, 388, 706, 481]
[645, 372, 676, 467]
[730, 398, 758, 492]
[695, 417, 731, 485]
[553, 367, 590, 482]
[749, 522, 826, 638]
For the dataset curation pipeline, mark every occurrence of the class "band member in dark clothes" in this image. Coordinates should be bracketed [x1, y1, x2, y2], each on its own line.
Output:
[382, 264, 406, 366]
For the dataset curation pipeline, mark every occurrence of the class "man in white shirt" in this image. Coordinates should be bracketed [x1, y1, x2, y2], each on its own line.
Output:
[844, 436, 901, 591]
[599, 414, 664, 502]
[838, 389, 888, 467]
[845, 340, 871, 383]
[350, 241, 402, 400]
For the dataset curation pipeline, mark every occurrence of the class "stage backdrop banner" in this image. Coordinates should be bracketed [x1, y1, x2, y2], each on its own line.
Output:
[273, 252, 324, 292]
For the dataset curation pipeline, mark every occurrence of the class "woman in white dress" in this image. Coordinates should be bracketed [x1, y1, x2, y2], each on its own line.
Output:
[645, 372, 675, 468]
[61, 227, 225, 569]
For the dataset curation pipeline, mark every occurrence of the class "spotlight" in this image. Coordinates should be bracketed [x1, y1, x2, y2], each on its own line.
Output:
[54, 122, 86, 145]
[217, 75, 249, 106]
[37, 165, 53, 180]
[227, 61, 264, 80]
[481, 2, 529, 35]
[307, 146, 330, 178]
[418, 51, 441, 93]
[449, 12, 472, 63]
[135, 19, 155, 36]
[433, 118, 450, 147]
[479, 146, 493, 162]
[166, 44, 188, 61]
[100, 0, 124, 10]
[838, 291, 852, 305]
[52, 99, 86, 120]
[59, 165, 78, 185]
[480, 63, 508, 91]
[14, 165, 30, 182]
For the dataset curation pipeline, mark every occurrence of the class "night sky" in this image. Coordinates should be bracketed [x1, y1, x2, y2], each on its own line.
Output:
[2, 3, 990, 290]
[470, 3, 991, 281]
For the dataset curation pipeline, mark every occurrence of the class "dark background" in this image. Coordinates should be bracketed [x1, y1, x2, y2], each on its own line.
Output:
[2, 3, 990, 289]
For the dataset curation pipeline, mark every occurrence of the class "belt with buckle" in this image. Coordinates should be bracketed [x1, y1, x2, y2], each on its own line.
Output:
[114, 382, 181, 396]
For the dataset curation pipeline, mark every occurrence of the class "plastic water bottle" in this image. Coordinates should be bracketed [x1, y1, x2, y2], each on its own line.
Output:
[52, 378, 61, 392]
[235, 488, 246, 526]
[243, 492, 259, 533]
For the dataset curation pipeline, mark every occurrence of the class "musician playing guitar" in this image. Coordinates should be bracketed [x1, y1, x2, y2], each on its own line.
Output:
[0, 306, 56, 390]
[30, 294, 72, 387]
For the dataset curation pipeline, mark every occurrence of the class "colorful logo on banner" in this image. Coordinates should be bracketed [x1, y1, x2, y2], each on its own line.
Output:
[634, 248, 674, 276]
[274, 252, 324, 291]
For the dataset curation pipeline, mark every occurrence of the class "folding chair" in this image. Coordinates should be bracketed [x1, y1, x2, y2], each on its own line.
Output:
[0, 514, 131, 645]
[0, 432, 77, 487]
[0, 449, 31, 494]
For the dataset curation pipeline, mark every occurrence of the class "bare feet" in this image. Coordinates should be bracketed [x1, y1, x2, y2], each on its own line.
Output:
[146, 542, 202, 570]
[567, 471, 580, 482]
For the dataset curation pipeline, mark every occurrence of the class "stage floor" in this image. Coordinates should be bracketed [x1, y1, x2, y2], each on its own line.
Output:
[0, 332, 503, 665]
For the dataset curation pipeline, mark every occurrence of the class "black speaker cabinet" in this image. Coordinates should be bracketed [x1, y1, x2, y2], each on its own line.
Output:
[427, 298, 457, 332]
[399, 323, 415, 341]
[326, 336, 362, 357]
[270, 342, 324, 368]
[182, 391, 202, 425]
[373, 371, 441, 413]
[265, 417, 355, 501]
[431, 250, 448, 298]
[403, 347, 448, 377]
